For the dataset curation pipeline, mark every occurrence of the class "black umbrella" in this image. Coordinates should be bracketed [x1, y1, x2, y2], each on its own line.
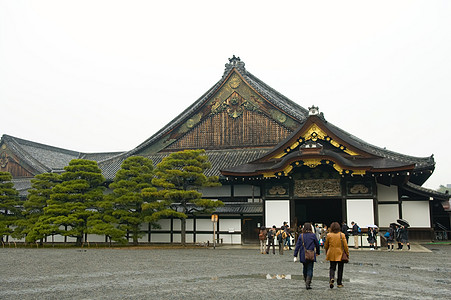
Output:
[390, 222, 400, 227]
[397, 219, 410, 227]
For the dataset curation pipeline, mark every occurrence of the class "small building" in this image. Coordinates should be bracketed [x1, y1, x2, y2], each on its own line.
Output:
[1, 56, 449, 244]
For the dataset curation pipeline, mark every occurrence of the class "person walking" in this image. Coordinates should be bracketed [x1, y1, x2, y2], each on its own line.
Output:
[341, 221, 350, 242]
[293, 222, 320, 290]
[319, 224, 328, 248]
[367, 227, 376, 250]
[266, 225, 276, 254]
[386, 224, 395, 251]
[325, 222, 350, 289]
[351, 221, 360, 249]
[258, 226, 267, 254]
[399, 225, 411, 250]
[276, 226, 286, 255]
[284, 225, 293, 250]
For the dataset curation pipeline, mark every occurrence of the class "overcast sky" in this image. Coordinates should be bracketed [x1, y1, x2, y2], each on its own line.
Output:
[1, 1, 450, 189]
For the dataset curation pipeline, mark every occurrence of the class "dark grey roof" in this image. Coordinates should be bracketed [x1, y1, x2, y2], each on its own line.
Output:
[99, 149, 271, 180]
[2, 135, 80, 174]
[12, 178, 32, 197]
[80, 152, 125, 162]
[326, 122, 434, 170]
[121, 58, 309, 158]
[404, 182, 450, 201]
[1, 135, 125, 176]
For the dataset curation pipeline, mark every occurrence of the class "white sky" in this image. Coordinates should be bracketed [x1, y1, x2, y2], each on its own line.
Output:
[1, 0, 450, 189]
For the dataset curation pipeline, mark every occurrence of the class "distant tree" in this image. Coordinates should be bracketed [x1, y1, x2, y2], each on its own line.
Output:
[19, 173, 61, 244]
[142, 150, 223, 246]
[43, 159, 105, 246]
[109, 156, 155, 245]
[437, 185, 450, 194]
[0, 172, 21, 242]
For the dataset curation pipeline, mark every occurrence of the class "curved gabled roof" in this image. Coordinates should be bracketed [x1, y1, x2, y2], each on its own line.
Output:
[121, 56, 309, 157]
[98, 57, 433, 183]
[221, 111, 435, 183]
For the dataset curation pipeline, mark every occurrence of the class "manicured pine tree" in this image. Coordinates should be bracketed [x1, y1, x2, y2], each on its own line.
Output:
[20, 173, 61, 244]
[142, 149, 223, 246]
[109, 156, 155, 245]
[44, 159, 105, 246]
[0, 171, 21, 243]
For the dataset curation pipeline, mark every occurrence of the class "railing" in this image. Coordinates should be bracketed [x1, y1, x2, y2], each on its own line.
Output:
[434, 222, 450, 241]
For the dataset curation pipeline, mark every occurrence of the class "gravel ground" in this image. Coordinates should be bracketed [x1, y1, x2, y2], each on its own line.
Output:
[1, 244, 450, 300]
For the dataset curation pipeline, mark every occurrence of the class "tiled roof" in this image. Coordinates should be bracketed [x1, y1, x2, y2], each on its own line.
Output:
[12, 178, 32, 197]
[326, 122, 434, 170]
[122, 58, 309, 158]
[2, 135, 80, 174]
[404, 181, 450, 201]
[80, 152, 125, 162]
[99, 149, 271, 180]
[1, 135, 126, 176]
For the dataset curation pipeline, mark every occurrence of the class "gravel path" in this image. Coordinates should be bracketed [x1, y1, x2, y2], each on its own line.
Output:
[1, 244, 450, 299]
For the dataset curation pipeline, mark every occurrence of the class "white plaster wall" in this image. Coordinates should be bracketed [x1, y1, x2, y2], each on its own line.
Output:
[402, 201, 431, 228]
[172, 234, 193, 243]
[265, 200, 290, 228]
[378, 204, 399, 227]
[150, 233, 171, 243]
[155, 219, 171, 231]
[219, 219, 241, 232]
[86, 234, 106, 243]
[197, 218, 214, 231]
[219, 233, 242, 244]
[377, 184, 398, 202]
[172, 219, 194, 231]
[346, 199, 374, 226]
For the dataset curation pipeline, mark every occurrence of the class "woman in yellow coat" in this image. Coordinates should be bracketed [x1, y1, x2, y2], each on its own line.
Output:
[324, 222, 350, 289]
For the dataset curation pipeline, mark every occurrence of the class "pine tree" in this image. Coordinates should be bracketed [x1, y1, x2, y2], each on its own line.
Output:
[21, 173, 61, 244]
[142, 150, 223, 246]
[0, 172, 21, 242]
[109, 156, 155, 245]
[44, 159, 105, 246]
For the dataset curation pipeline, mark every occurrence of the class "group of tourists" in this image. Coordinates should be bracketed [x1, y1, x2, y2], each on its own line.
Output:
[385, 222, 410, 251]
[258, 221, 350, 290]
[258, 222, 293, 255]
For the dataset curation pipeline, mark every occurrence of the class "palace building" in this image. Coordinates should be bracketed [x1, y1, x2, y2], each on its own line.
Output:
[1, 56, 449, 244]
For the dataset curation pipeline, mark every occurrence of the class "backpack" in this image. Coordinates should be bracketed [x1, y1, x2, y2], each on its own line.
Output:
[384, 231, 390, 238]
[357, 226, 361, 233]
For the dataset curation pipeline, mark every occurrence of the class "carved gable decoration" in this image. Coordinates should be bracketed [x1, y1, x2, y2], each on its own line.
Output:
[167, 109, 292, 150]
[211, 91, 258, 119]
[294, 179, 342, 197]
[265, 182, 290, 197]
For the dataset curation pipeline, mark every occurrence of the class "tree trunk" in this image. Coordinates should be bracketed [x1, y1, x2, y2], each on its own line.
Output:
[181, 218, 186, 246]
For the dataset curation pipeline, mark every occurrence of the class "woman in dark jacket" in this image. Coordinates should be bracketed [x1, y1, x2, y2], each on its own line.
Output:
[294, 222, 320, 290]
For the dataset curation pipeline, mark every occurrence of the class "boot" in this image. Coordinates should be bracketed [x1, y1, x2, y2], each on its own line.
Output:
[306, 276, 312, 290]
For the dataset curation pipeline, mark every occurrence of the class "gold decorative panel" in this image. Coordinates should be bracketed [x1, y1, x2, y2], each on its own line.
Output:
[294, 179, 342, 197]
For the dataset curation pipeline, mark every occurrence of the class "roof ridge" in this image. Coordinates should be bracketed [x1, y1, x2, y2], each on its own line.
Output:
[2, 134, 81, 156]
[2, 135, 50, 174]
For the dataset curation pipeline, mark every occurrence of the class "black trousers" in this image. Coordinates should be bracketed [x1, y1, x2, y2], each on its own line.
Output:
[329, 261, 344, 285]
[266, 239, 275, 254]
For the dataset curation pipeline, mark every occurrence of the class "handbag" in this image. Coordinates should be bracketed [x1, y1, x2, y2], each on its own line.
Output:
[301, 234, 315, 262]
[340, 233, 349, 263]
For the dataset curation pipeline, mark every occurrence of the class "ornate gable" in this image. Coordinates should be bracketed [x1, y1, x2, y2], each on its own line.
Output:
[0, 143, 35, 177]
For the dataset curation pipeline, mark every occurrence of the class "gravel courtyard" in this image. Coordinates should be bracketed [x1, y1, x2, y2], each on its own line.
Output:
[1, 244, 450, 300]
